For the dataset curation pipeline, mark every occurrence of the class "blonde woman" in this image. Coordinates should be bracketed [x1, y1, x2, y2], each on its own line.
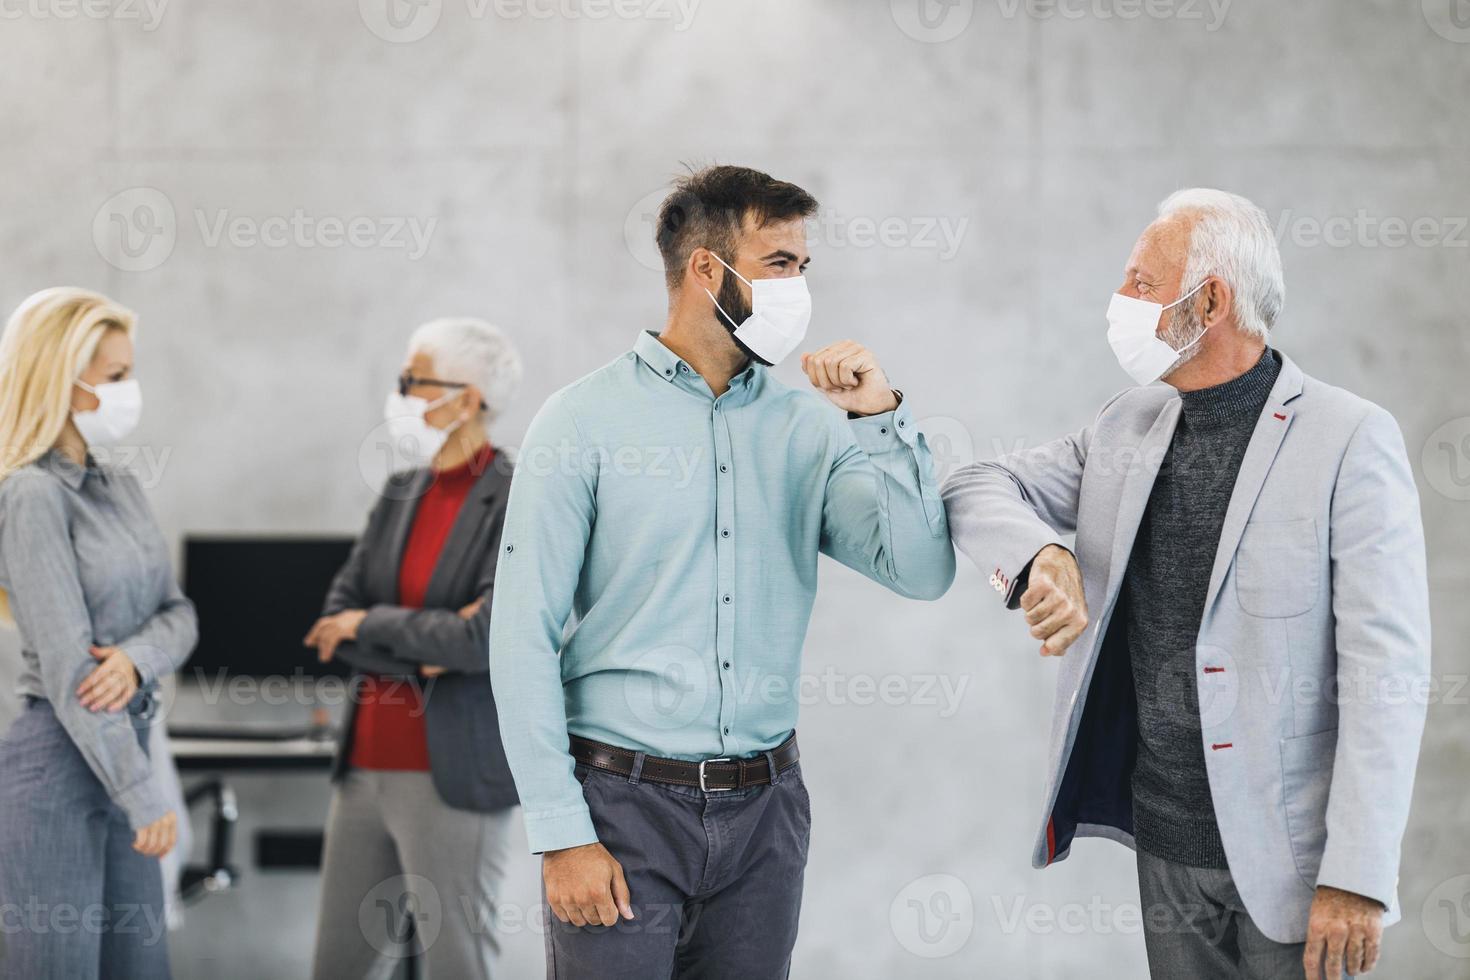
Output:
[0, 288, 196, 980]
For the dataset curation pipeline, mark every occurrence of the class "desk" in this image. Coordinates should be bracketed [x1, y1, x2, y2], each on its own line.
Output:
[169, 734, 337, 772]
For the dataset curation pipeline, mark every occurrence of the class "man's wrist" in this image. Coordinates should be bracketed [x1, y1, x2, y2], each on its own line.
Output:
[848, 388, 903, 419]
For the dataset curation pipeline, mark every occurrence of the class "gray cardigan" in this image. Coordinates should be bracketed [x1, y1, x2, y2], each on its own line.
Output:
[323, 454, 518, 813]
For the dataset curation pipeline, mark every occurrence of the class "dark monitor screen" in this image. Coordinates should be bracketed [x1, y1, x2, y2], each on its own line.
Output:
[181, 536, 356, 680]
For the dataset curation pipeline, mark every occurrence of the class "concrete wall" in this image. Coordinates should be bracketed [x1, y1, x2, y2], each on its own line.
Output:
[2, 0, 1468, 976]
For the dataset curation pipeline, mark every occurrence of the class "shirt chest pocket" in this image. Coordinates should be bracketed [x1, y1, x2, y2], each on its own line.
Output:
[1234, 518, 1321, 619]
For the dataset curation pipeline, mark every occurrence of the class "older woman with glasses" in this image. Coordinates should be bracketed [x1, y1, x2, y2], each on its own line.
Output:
[0, 288, 196, 980]
[305, 317, 523, 980]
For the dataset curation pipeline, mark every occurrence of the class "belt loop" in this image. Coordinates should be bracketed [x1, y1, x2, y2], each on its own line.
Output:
[628, 751, 646, 786]
[763, 750, 780, 786]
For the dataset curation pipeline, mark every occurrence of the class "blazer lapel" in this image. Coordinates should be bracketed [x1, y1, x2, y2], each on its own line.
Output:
[1202, 353, 1307, 613]
[1105, 396, 1182, 598]
[378, 469, 433, 602]
[422, 461, 506, 606]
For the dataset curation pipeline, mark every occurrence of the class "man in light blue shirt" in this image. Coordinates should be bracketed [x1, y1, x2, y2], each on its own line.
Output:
[488, 165, 955, 977]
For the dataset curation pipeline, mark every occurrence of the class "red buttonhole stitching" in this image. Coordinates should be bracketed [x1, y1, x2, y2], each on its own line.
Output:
[1273, 413, 1287, 421]
[1211, 742, 1233, 750]
[1203, 667, 1226, 674]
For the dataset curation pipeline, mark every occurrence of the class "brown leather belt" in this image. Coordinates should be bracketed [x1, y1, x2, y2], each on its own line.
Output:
[569, 733, 800, 792]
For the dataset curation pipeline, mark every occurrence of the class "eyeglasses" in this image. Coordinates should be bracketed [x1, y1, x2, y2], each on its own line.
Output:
[396, 373, 488, 410]
[397, 373, 469, 397]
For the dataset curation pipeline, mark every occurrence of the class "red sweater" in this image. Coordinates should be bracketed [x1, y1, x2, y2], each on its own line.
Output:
[348, 444, 493, 771]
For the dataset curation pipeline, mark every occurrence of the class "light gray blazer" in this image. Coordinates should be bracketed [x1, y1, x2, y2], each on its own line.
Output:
[942, 351, 1430, 943]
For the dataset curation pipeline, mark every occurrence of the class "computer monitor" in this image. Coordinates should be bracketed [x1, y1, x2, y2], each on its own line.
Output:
[181, 536, 357, 680]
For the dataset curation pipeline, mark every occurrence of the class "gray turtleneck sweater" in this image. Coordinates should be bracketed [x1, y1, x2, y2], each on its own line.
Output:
[1125, 347, 1281, 869]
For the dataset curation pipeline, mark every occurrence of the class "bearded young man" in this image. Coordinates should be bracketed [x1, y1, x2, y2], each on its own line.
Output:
[488, 165, 955, 978]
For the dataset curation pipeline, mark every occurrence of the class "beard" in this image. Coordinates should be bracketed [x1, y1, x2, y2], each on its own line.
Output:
[1158, 297, 1207, 380]
[711, 271, 767, 366]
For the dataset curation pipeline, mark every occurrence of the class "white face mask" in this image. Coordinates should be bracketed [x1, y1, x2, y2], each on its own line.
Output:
[383, 390, 461, 466]
[1105, 279, 1209, 386]
[73, 378, 143, 448]
[704, 253, 812, 366]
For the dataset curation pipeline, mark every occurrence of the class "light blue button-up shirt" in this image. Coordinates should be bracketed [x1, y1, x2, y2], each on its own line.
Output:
[488, 331, 955, 853]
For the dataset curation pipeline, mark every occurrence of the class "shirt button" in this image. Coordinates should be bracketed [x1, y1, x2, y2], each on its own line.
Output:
[723, 661, 731, 670]
[678, 363, 689, 373]
[898, 418, 907, 428]
[722, 594, 733, 605]
[719, 464, 729, 474]
[723, 726, 731, 735]
[880, 426, 889, 435]
[505, 544, 515, 554]
[721, 528, 731, 539]
[664, 368, 673, 377]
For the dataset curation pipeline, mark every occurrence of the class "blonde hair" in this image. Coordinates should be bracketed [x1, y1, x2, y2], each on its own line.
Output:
[0, 287, 137, 623]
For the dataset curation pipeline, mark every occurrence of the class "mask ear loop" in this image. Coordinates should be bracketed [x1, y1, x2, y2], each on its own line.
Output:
[704, 253, 753, 329]
[1163, 278, 1213, 355]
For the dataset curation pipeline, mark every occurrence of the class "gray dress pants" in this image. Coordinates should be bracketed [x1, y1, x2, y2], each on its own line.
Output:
[1137, 849, 1344, 979]
[0, 698, 169, 980]
[311, 769, 515, 980]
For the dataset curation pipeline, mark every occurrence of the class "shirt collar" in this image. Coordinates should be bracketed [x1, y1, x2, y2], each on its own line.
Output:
[37, 448, 105, 490]
[632, 330, 763, 396]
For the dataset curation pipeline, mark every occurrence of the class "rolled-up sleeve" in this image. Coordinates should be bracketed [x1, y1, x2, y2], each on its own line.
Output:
[0, 474, 169, 829]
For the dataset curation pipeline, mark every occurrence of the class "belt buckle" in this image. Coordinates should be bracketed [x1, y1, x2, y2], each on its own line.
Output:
[698, 757, 733, 793]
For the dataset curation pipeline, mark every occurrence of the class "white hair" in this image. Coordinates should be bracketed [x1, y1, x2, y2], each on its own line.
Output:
[1157, 188, 1285, 340]
[408, 317, 523, 428]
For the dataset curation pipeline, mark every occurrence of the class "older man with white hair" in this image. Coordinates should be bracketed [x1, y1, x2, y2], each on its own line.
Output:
[944, 189, 1430, 979]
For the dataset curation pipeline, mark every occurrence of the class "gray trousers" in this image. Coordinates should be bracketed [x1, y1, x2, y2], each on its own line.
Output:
[311, 769, 515, 980]
[1137, 849, 1341, 979]
[0, 699, 169, 980]
[546, 757, 812, 980]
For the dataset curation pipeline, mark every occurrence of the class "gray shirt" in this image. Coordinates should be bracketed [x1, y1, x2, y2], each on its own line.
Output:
[0, 449, 196, 828]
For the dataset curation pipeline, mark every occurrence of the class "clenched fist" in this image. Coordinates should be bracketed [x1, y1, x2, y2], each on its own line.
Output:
[800, 341, 900, 417]
[1021, 544, 1089, 656]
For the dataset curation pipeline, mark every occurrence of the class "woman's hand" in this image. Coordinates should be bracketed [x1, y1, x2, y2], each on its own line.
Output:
[77, 645, 140, 712]
[303, 610, 367, 663]
[133, 810, 178, 858]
